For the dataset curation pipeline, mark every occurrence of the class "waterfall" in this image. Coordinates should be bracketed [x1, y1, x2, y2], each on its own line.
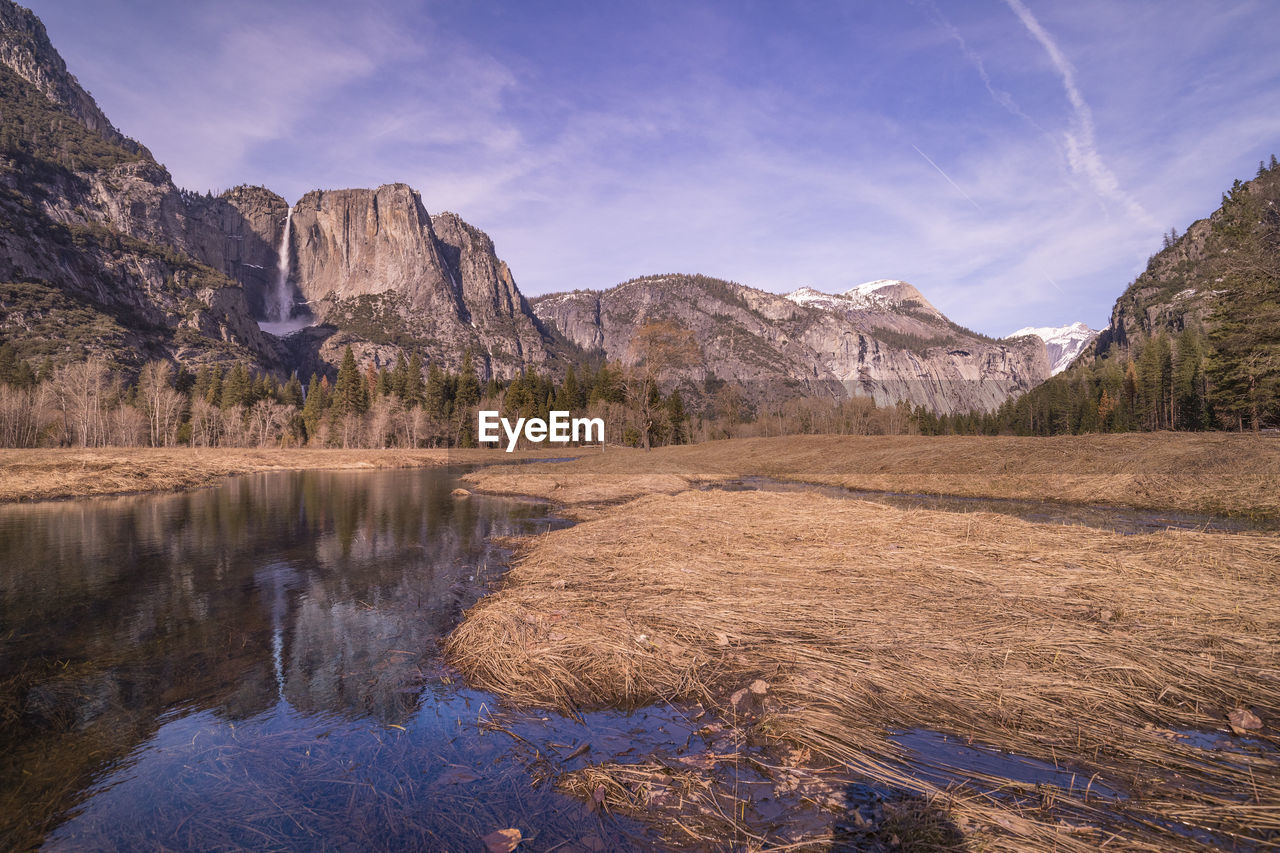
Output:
[259, 206, 310, 336]
[272, 206, 294, 322]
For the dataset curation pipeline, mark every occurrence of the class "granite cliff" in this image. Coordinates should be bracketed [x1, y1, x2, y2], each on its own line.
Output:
[2, 0, 1055, 413]
[534, 275, 1049, 414]
[0, 1, 553, 379]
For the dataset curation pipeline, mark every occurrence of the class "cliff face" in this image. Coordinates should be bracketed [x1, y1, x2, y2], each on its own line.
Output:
[0, 2, 144, 154]
[0, 0, 1047, 398]
[0, 34, 281, 372]
[1091, 218, 1218, 359]
[0, 0, 556, 379]
[289, 186, 553, 378]
[534, 275, 1049, 414]
[1007, 323, 1098, 376]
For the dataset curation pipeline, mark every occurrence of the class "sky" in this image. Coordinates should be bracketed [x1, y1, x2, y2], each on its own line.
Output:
[27, 0, 1280, 335]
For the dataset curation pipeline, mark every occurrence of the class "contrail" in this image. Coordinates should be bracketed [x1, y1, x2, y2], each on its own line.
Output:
[910, 144, 983, 211]
[1003, 0, 1154, 225]
[1041, 273, 1065, 294]
[916, 0, 1059, 149]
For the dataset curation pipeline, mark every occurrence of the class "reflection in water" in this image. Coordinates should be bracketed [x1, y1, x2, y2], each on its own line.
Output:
[0, 468, 658, 850]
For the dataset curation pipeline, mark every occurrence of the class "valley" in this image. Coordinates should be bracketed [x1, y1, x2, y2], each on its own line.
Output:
[1, 0, 1278, 851]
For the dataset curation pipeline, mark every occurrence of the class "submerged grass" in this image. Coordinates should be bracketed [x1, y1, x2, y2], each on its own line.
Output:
[448, 489, 1280, 850]
[465, 433, 1280, 520]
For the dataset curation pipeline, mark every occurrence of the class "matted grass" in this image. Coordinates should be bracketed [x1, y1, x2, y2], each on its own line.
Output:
[0, 447, 540, 504]
[448, 489, 1280, 850]
[465, 433, 1280, 519]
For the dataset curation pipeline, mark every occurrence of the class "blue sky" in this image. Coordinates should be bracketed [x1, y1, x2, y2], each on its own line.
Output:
[29, 0, 1280, 335]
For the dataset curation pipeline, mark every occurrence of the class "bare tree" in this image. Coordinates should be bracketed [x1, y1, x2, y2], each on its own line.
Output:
[0, 384, 52, 447]
[190, 398, 221, 447]
[138, 361, 184, 446]
[50, 359, 111, 446]
[109, 404, 147, 446]
[626, 321, 699, 449]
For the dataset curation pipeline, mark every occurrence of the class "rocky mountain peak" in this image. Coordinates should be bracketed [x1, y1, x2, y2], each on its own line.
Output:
[0, 1, 145, 155]
[1007, 322, 1098, 375]
[535, 273, 1049, 414]
[785, 279, 945, 319]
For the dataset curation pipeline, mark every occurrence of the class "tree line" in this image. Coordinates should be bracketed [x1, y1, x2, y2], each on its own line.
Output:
[0, 331, 921, 450]
[916, 157, 1280, 437]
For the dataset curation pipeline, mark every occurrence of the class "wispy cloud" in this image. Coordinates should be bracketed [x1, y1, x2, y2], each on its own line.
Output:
[1002, 0, 1154, 226]
[29, 0, 1280, 335]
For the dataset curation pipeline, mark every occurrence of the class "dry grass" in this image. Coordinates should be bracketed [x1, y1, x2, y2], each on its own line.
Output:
[465, 433, 1280, 519]
[448, 489, 1280, 850]
[0, 447, 543, 504]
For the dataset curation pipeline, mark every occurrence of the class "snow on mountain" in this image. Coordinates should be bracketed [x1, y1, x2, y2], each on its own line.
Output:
[785, 280, 941, 315]
[1008, 322, 1098, 376]
[784, 287, 845, 310]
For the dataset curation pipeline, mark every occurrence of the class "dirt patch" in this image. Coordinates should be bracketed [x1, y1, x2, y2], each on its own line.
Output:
[448, 489, 1280, 850]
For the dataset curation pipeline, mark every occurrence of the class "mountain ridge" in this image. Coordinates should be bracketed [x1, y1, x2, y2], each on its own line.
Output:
[2, 0, 1069, 416]
[532, 273, 1050, 414]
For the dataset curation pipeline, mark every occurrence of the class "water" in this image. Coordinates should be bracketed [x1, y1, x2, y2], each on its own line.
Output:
[0, 467, 682, 851]
[258, 206, 311, 337]
[706, 476, 1273, 534]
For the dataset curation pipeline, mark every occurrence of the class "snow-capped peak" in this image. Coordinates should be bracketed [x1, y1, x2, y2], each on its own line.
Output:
[784, 287, 843, 308]
[841, 279, 909, 299]
[1008, 322, 1098, 375]
[785, 280, 935, 314]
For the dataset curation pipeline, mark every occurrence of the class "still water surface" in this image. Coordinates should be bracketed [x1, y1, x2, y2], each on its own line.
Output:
[0, 467, 679, 851]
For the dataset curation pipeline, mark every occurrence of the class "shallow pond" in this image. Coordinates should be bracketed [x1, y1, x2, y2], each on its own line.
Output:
[0, 467, 701, 851]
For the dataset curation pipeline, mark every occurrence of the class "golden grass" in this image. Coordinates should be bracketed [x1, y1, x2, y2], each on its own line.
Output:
[0, 447, 542, 504]
[448, 489, 1280, 850]
[465, 433, 1280, 519]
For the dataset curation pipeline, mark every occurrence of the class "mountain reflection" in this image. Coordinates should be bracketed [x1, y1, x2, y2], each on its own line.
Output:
[0, 467, 558, 850]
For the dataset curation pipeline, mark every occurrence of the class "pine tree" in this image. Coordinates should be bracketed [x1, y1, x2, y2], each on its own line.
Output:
[1204, 169, 1280, 430]
[455, 351, 481, 447]
[333, 347, 369, 416]
[193, 365, 212, 403]
[563, 364, 583, 409]
[282, 375, 304, 408]
[456, 352, 481, 409]
[301, 373, 328, 441]
[667, 389, 687, 444]
[405, 353, 426, 407]
[204, 367, 223, 407]
[1173, 329, 1205, 430]
[390, 354, 410, 400]
[425, 363, 448, 420]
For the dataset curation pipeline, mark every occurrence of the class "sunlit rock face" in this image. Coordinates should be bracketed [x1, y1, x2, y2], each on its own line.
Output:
[287, 185, 554, 378]
[534, 274, 1051, 414]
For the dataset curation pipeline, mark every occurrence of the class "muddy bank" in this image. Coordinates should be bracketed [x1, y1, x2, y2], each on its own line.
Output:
[448, 488, 1280, 850]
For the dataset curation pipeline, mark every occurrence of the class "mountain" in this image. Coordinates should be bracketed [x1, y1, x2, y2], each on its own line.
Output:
[533, 274, 1049, 414]
[0, 0, 1093, 414]
[996, 158, 1280, 433]
[1007, 322, 1097, 376]
[0, 1, 553, 379]
[0, 2, 279, 371]
[284, 185, 554, 378]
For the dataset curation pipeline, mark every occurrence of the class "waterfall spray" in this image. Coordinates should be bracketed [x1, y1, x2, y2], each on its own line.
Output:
[272, 207, 294, 322]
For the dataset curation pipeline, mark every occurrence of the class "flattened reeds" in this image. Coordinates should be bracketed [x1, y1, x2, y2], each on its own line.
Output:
[448, 489, 1280, 850]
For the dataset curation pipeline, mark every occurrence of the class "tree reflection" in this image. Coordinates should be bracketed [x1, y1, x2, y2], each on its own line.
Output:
[0, 467, 556, 849]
